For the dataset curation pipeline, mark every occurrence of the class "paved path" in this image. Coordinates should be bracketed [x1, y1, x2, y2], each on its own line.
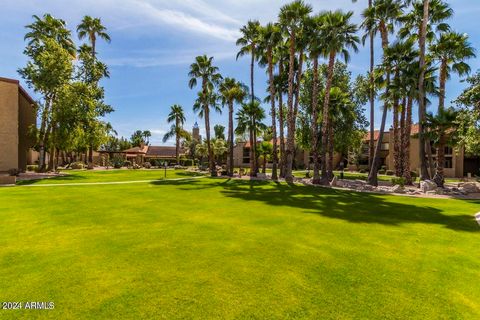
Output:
[476, 212, 480, 227]
[17, 175, 206, 187]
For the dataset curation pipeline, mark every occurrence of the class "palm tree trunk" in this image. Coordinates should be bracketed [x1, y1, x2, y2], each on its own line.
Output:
[176, 118, 180, 164]
[393, 96, 401, 177]
[205, 106, 215, 177]
[293, 49, 304, 120]
[321, 51, 336, 184]
[327, 120, 334, 180]
[403, 96, 413, 185]
[439, 60, 447, 111]
[368, 26, 389, 186]
[368, 0, 375, 170]
[228, 101, 234, 177]
[278, 62, 286, 178]
[433, 133, 446, 187]
[400, 97, 406, 178]
[311, 56, 321, 184]
[418, 0, 430, 181]
[285, 31, 296, 183]
[250, 45, 257, 176]
[268, 48, 278, 180]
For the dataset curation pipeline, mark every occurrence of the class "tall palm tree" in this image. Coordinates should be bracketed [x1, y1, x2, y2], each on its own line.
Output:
[279, 0, 312, 183]
[162, 105, 186, 164]
[188, 55, 223, 177]
[306, 13, 325, 184]
[355, 0, 376, 169]
[429, 31, 474, 185]
[362, 0, 403, 186]
[400, 0, 453, 180]
[236, 20, 261, 176]
[319, 10, 359, 183]
[219, 78, 247, 176]
[258, 22, 283, 180]
[77, 16, 111, 58]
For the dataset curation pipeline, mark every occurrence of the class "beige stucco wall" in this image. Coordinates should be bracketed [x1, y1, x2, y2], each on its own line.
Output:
[0, 81, 19, 172]
[18, 90, 36, 169]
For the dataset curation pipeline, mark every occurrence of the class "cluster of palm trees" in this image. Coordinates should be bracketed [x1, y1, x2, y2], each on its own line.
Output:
[167, 0, 475, 186]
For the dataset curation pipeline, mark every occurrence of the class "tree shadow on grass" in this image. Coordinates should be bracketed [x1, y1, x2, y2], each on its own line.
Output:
[16, 174, 88, 185]
[170, 179, 479, 233]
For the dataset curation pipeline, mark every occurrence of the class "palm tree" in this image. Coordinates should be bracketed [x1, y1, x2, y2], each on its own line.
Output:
[188, 55, 223, 177]
[162, 105, 186, 164]
[235, 101, 267, 172]
[425, 107, 458, 187]
[142, 130, 152, 145]
[25, 14, 76, 56]
[258, 22, 283, 180]
[213, 139, 228, 167]
[219, 78, 247, 176]
[306, 13, 325, 184]
[257, 141, 273, 173]
[195, 143, 208, 168]
[355, 0, 376, 169]
[429, 32, 474, 185]
[77, 16, 111, 58]
[319, 10, 359, 183]
[362, 0, 403, 186]
[279, 0, 312, 183]
[400, 0, 453, 180]
[237, 20, 261, 175]
[430, 32, 475, 112]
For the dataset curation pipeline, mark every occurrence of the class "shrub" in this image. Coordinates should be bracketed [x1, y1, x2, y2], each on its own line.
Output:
[123, 160, 132, 167]
[359, 169, 366, 173]
[410, 171, 418, 178]
[27, 165, 38, 172]
[386, 170, 394, 176]
[378, 169, 386, 174]
[181, 159, 194, 167]
[8, 168, 21, 176]
[391, 177, 406, 187]
[71, 162, 84, 170]
[143, 162, 151, 169]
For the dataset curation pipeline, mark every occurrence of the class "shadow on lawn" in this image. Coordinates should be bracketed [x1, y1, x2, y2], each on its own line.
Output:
[16, 174, 88, 185]
[157, 178, 479, 232]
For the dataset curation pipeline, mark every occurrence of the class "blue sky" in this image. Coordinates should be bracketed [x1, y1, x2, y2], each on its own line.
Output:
[1, 0, 479, 145]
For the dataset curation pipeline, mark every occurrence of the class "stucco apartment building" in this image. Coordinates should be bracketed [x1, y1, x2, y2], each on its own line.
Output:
[358, 125, 480, 178]
[0, 77, 36, 172]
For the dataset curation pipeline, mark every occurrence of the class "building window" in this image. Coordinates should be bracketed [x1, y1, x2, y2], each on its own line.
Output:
[444, 146, 453, 155]
[381, 143, 389, 151]
[445, 157, 453, 169]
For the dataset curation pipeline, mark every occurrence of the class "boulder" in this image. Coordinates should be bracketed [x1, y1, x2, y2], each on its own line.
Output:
[420, 180, 437, 193]
[391, 185, 405, 193]
[458, 182, 480, 194]
[330, 176, 338, 187]
[435, 188, 445, 195]
[0, 175, 16, 185]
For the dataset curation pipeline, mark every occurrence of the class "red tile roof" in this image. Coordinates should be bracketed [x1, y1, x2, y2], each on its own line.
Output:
[363, 124, 420, 141]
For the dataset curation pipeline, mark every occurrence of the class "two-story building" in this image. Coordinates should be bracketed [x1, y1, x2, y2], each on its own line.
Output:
[0, 77, 36, 172]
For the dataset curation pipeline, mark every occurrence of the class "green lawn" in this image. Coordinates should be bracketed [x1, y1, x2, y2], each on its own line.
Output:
[1, 173, 479, 319]
[17, 168, 203, 185]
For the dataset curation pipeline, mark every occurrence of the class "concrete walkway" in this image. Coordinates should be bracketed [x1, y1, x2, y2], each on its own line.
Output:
[17, 175, 206, 187]
[476, 212, 480, 227]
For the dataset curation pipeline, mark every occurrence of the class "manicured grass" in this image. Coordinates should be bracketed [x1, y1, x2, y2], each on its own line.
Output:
[17, 168, 203, 185]
[1, 176, 479, 319]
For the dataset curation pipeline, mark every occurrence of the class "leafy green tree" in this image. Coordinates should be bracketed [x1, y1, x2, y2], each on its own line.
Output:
[214, 125, 226, 140]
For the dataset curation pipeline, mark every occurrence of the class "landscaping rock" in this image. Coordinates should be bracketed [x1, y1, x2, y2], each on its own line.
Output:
[330, 176, 338, 187]
[0, 175, 16, 185]
[420, 180, 437, 193]
[458, 182, 479, 194]
[391, 185, 405, 193]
